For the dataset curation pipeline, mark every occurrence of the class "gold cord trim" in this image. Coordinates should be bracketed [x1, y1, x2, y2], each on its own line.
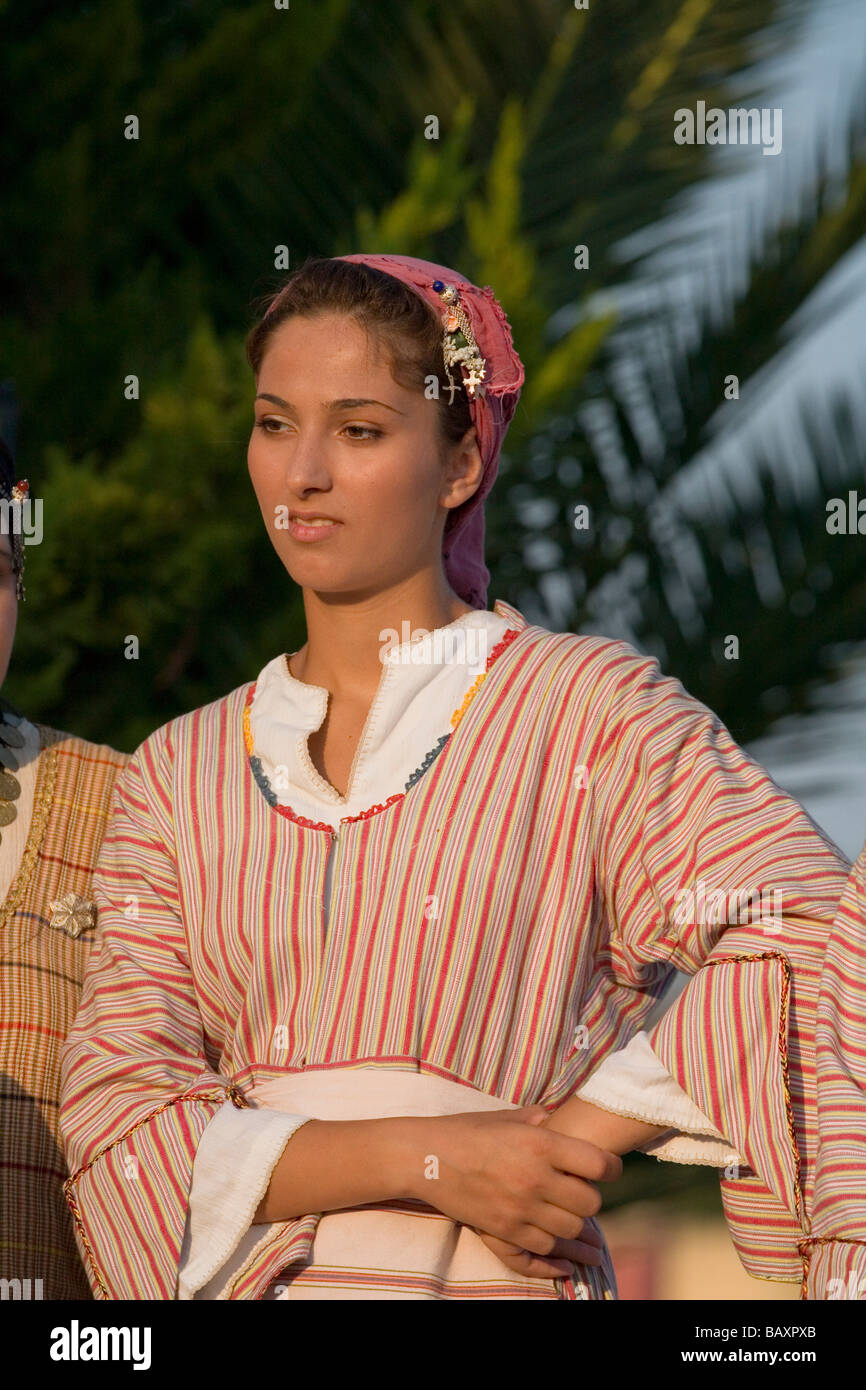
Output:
[0, 724, 61, 932]
[797, 1235, 866, 1299]
[63, 1081, 246, 1299]
[695, 952, 808, 1294]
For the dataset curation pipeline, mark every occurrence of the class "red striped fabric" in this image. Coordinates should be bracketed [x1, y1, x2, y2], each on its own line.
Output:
[58, 601, 861, 1298]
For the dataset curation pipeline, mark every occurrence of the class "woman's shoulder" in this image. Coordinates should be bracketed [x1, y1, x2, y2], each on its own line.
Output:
[34, 722, 131, 768]
[517, 617, 670, 697]
[120, 679, 255, 772]
[512, 618, 718, 747]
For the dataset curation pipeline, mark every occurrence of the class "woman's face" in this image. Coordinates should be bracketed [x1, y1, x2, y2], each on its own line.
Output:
[0, 533, 18, 687]
[248, 312, 481, 599]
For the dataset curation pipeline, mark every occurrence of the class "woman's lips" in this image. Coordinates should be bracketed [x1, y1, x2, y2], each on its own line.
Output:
[287, 516, 342, 542]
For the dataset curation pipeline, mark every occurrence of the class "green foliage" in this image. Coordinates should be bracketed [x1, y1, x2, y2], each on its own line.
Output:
[355, 97, 478, 252]
[3, 0, 861, 1230]
[9, 318, 297, 748]
[494, 92, 866, 739]
[2, 0, 862, 769]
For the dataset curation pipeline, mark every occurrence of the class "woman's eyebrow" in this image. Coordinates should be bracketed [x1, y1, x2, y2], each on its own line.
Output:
[255, 393, 406, 414]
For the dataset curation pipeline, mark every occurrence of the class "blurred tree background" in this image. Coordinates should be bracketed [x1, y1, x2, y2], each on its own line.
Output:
[2, 0, 865, 1217]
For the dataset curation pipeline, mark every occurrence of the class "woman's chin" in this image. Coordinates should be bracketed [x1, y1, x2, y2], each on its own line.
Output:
[278, 549, 394, 592]
[281, 564, 376, 597]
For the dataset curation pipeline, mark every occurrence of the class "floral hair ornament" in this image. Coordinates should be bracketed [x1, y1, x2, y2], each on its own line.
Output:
[432, 280, 487, 402]
[338, 254, 525, 611]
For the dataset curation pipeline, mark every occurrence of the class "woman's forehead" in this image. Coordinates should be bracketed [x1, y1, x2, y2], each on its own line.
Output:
[259, 326, 418, 401]
[265, 313, 398, 367]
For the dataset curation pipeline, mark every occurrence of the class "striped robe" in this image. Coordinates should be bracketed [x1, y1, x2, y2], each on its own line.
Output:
[58, 600, 865, 1298]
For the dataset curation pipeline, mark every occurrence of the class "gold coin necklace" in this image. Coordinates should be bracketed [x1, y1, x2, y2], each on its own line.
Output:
[0, 695, 26, 843]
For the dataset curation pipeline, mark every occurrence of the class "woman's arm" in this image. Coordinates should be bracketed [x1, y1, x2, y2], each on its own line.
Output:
[541, 1095, 670, 1156]
[60, 732, 244, 1299]
[255, 1105, 622, 1270]
[582, 646, 857, 1292]
[252, 1115, 425, 1222]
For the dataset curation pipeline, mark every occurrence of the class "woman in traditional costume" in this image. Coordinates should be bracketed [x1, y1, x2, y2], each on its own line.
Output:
[59, 256, 865, 1300]
[0, 438, 129, 1298]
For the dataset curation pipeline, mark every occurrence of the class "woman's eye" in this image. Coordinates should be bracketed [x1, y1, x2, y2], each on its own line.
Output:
[254, 420, 382, 439]
[343, 425, 383, 440]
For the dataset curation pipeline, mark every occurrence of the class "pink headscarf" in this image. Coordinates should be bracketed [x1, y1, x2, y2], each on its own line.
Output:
[264, 253, 525, 610]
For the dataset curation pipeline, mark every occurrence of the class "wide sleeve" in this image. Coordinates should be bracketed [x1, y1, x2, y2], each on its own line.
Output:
[178, 1101, 314, 1300]
[801, 844, 866, 1299]
[580, 646, 856, 1294]
[58, 728, 238, 1297]
[59, 726, 317, 1300]
[575, 1029, 743, 1166]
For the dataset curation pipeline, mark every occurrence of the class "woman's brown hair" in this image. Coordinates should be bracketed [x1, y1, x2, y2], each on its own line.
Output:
[246, 257, 473, 449]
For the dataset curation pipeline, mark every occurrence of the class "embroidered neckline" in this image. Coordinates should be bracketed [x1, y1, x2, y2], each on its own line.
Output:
[243, 625, 522, 832]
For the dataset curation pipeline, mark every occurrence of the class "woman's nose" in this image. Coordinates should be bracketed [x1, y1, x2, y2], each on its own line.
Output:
[282, 428, 333, 490]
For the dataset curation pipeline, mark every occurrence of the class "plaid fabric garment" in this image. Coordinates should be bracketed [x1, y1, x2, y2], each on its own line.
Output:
[0, 725, 129, 1299]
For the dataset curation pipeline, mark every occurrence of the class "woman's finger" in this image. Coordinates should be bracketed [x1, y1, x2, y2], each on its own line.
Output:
[549, 1234, 604, 1266]
[573, 1220, 604, 1248]
[474, 1228, 575, 1280]
[508, 1254, 576, 1279]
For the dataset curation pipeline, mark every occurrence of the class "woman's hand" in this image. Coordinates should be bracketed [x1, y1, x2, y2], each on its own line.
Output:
[470, 1105, 608, 1280]
[472, 1219, 606, 1280]
[402, 1104, 621, 1275]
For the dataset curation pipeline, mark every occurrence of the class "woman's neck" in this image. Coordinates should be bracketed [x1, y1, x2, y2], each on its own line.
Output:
[290, 579, 477, 701]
